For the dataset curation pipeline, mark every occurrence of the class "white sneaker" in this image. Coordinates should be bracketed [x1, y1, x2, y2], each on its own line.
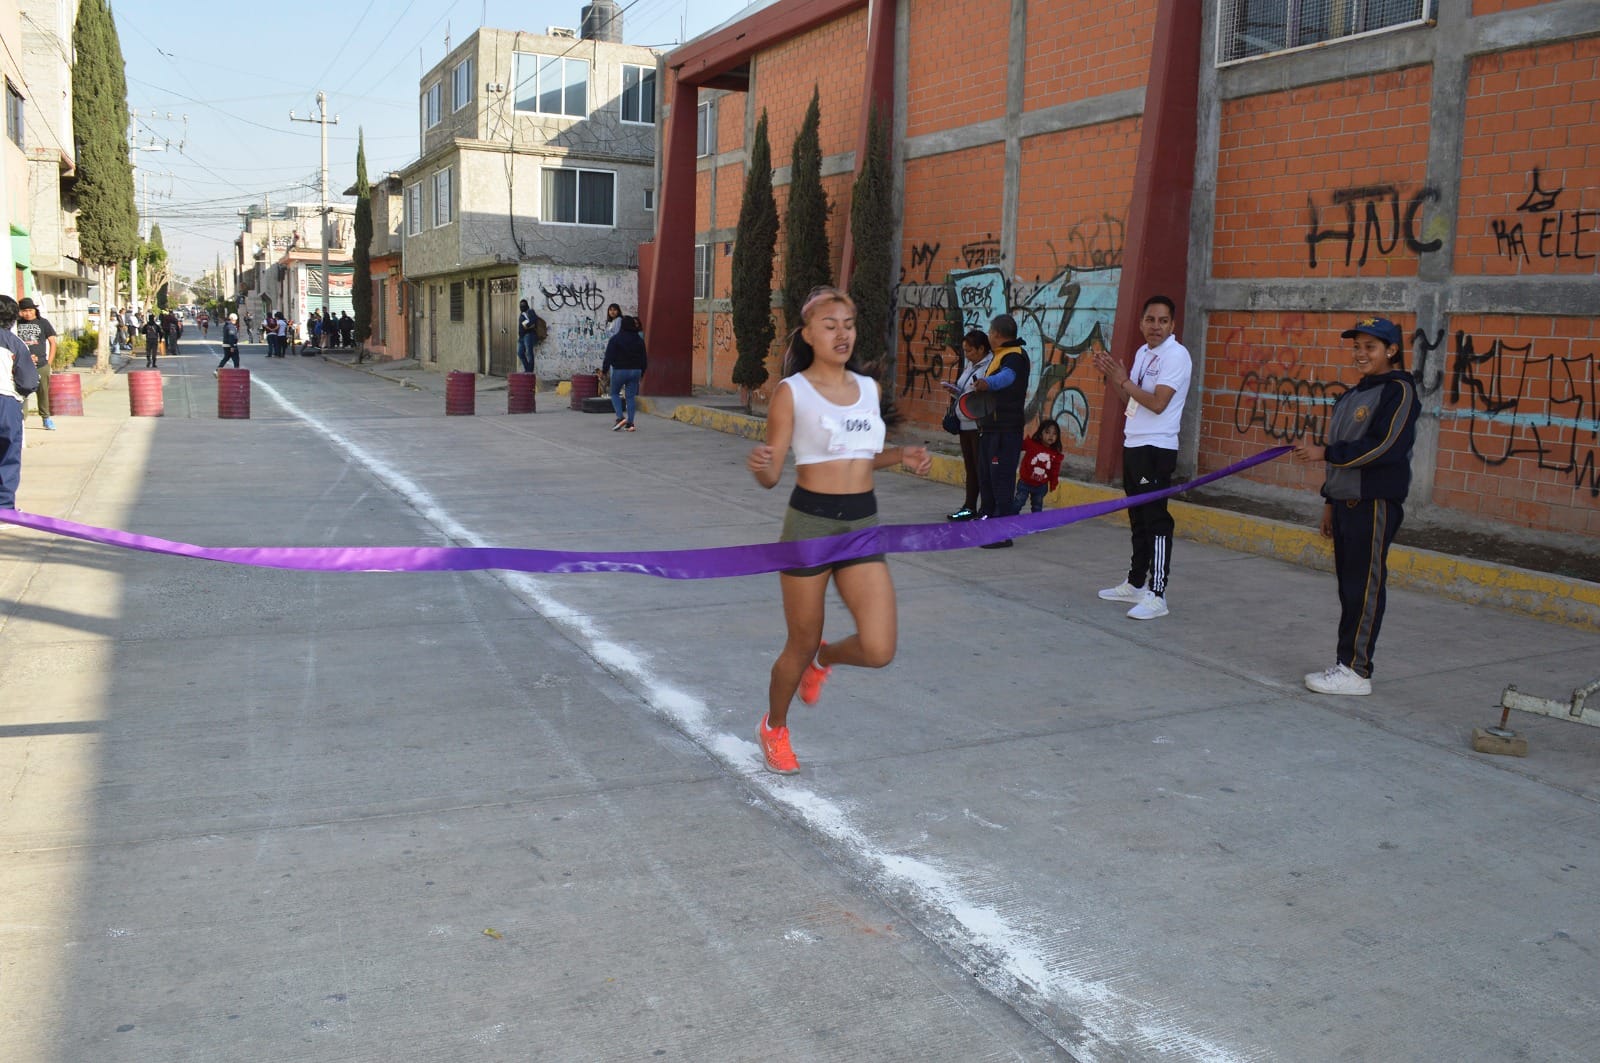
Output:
[1126, 590, 1168, 620]
[1304, 663, 1371, 696]
[1097, 580, 1144, 602]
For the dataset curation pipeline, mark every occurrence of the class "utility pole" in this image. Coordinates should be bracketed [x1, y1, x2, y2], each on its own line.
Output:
[290, 92, 340, 320]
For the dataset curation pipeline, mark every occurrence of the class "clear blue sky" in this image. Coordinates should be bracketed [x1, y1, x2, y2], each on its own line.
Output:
[117, 0, 762, 277]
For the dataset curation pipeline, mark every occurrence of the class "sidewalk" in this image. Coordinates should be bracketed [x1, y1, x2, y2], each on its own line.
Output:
[7, 347, 1593, 1062]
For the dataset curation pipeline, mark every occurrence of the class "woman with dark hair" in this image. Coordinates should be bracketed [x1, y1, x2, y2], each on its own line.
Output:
[941, 329, 991, 520]
[1292, 315, 1420, 696]
[604, 302, 623, 340]
[745, 287, 933, 775]
[601, 315, 648, 431]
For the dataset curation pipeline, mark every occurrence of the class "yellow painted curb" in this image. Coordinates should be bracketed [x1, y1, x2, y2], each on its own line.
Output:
[668, 404, 1599, 631]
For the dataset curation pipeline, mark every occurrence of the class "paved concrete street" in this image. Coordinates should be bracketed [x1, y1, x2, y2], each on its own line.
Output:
[2, 340, 1597, 1062]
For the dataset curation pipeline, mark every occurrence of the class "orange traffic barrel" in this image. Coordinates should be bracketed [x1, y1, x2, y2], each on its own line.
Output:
[218, 368, 251, 419]
[507, 372, 536, 414]
[445, 370, 476, 415]
[569, 373, 599, 410]
[128, 369, 163, 416]
[50, 372, 84, 416]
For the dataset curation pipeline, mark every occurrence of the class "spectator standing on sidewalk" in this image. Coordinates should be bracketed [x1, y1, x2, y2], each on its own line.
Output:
[1013, 418, 1064, 514]
[1292, 316, 1420, 696]
[971, 314, 1030, 549]
[140, 314, 164, 367]
[1093, 294, 1192, 621]
[601, 315, 648, 431]
[1, 295, 37, 508]
[339, 311, 355, 349]
[940, 330, 991, 522]
[516, 299, 542, 374]
[15, 298, 57, 431]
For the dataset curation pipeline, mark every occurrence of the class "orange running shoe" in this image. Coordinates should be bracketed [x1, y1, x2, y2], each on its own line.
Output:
[758, 714, 800, 775]
[798, 642, 832, 706]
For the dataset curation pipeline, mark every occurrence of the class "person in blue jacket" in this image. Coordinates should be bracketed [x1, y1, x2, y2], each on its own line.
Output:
[1293, 315, 1421, 696]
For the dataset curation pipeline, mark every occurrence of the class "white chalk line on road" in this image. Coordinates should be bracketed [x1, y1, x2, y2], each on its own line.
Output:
[253, 374, 1257, 1063]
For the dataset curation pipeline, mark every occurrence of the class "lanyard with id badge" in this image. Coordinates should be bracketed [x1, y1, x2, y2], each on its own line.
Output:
[1128, 353, 1160, 417]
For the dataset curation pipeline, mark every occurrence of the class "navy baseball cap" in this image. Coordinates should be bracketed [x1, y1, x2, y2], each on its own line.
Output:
[1341, 316, 1400, 346]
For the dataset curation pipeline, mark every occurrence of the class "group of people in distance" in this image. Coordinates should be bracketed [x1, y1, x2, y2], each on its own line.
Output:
[746, 286, 1421, 775]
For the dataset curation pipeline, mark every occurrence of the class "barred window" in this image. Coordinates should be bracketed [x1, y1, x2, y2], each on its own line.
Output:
[449, 281, 464, 322]
[693, 244, 711, 300]
[1217, 0, 1429, 64]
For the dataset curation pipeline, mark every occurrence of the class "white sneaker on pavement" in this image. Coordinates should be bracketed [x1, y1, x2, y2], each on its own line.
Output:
[1097, 580, 1144, 602]
[1126, 590, 1169, 620]
[1304, 663, 1371, 695]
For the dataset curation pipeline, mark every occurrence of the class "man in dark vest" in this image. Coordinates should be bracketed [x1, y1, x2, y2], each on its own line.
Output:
[971, 313, 1030, 548]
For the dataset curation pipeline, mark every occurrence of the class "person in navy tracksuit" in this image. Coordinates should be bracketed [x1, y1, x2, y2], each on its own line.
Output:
[1293, 316, 1421, 696]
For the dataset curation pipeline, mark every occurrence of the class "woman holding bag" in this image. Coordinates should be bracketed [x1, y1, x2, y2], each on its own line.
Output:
[940, 330, 992, 521]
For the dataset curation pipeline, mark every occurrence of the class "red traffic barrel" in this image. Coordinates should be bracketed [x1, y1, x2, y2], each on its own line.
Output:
[507, 372, 536, 414]
[569, 373, 599, 410]
[217, 368, 251, 419]
[128, 369, 164, 417]
[50, 372, 84, 416]
[445, 370, 476, 415]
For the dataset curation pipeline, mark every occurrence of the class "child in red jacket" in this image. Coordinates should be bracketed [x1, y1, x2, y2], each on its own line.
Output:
[1013, 419, 1064, 513]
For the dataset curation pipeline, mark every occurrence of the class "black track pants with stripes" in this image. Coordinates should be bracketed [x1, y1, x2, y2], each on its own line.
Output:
[1331, 497, 1403, 679]
[1122, 445, 1178, 596]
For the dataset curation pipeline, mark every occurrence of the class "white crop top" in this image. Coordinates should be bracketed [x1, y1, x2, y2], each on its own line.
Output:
[783, 371, 887, 465]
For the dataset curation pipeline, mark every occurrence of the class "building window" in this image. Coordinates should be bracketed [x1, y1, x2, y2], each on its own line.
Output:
[542, 168, 615, 227]
[620, 64, 656, 124]
[406, 182, 423, 235]
[432, 168, 453, 227]
[424, 82, 442, 127]
[1217, 0, 1428, 64]
[694, 243, 711, 300]
[513, 53, 588, 117]
[695, 102, 712, 157]
[5, 82, 22, 147]
[452, 57, 474, 112]
[449, 281, 464, 322]
[643, 188, 655, 211]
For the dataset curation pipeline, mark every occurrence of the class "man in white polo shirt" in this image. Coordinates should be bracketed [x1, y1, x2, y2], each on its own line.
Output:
[1092, 294, 1192, 620]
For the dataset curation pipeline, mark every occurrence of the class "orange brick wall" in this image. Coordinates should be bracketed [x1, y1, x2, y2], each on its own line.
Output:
[1023, 0, 1155, 111]
[1432, 314, 1599, 534]
[1198, 311, 1392, 492]
[714, 162, 745, 230]
[754, 8, 868, 159]
[904, 0, 1009, 139]
[1213, 67, 1434, 279]
[716, 91, 746, 153]
[1456, 39, 1600, 276]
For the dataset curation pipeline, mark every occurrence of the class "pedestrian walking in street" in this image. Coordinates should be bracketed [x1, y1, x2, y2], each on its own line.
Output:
[941, 330, 991, 521]
[15, 298, 57, 430]
[0, 295, 35, 509]
[971, 314, 1030, 549]
[745, 286, 933, 775]
[198, 309, 210, 337]
[1013, 419, 1064, 514]
[1093, 294, 1192, 620]
[141, 315, 164, 367]
[273, 312, 289, 356]
[601, 315, 647, 431]
[1292, 316, 1420, 696]
[216, 313, 241, 373]
[162, 310, 182, 357]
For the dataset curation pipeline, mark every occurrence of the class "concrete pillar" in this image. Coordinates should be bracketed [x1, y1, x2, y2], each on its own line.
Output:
[640, 75, 700, 396]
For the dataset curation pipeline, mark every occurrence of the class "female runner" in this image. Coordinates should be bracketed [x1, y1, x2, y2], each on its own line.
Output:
[746, 287, 932, 774]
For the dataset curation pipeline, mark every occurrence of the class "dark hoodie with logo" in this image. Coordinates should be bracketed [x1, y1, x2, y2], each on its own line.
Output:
[1320, 369, 1420, 501]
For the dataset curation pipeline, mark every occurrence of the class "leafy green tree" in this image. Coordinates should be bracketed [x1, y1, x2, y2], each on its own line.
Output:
[846, 105, 893, 371]
[730, 111, 777, 398]
[782, 87, 831, 335]
[71, 0, 139, 370]
[352, 129, 373, 360]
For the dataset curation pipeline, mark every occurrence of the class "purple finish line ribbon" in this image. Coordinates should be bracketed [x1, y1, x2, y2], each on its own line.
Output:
[0, 447, 1290, 580]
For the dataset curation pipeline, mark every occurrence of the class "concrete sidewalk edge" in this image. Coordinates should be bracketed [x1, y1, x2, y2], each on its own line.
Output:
[668, 403, 1600, 632]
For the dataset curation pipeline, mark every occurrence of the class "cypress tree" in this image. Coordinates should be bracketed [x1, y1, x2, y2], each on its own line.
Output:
[846, 105, 893, 371]
[730, 111, 777, 398]
[782, 87, 831, 334]
[352, 129, 374, 361]
[71, 0, 139, 371]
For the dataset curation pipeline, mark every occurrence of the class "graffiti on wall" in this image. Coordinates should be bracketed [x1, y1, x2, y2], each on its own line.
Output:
[1230, 372, 1348, 445]
[893, 229, 1121, 445]
[1417, 329, 1600, 497]
[1490, 167, 1599, 265]
[518, 265, 636, 378]
[1305, 183, 1441, 269]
